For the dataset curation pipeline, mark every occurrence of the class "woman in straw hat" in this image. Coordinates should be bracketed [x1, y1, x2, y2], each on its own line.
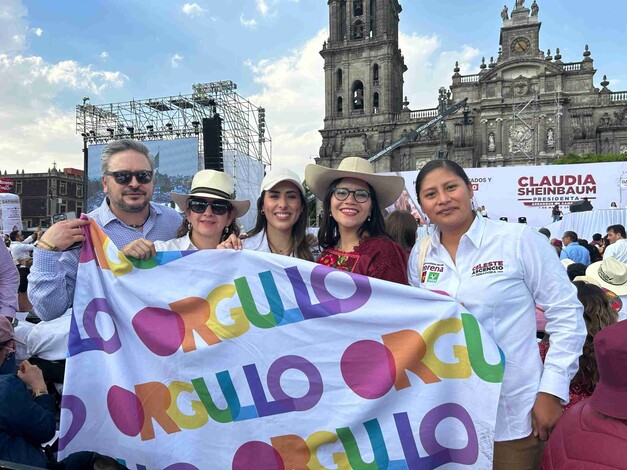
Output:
[122, 170, 249, 258]
[243, 168, 314, 261]
[305, 157, 408, 284]
[408, 159, 586, 469]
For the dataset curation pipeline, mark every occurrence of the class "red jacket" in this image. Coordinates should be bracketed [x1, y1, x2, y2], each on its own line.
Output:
[542, 400, 627, 469]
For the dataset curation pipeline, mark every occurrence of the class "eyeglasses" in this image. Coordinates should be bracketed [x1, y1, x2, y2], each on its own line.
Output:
[332, 187, 371, 203]
[104, 170, 153, 185]
[188, 199, 232, 215]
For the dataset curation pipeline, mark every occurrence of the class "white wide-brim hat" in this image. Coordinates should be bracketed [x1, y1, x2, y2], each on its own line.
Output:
[586, 257, 627, 296]
[305, 157, 405, 208]
[261, 167, 306, 198]
[170, 170, 250, 217]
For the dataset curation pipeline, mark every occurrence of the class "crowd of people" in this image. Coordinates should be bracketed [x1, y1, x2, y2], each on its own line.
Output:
[0, 139, 625, 469]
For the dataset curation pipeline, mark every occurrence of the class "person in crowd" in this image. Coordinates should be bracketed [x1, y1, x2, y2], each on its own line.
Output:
[305, 157, 408, 284]
[551, 204, 562, 222]
[542, 320, 627, 469]
[3, 234, 10, 248]
[549, 238, 562, 256]
[586, 257, 627, 321]
[539, 281, 617, 410]
[0, 316, 55, 467]
[9, 228, 40, 264]
[565, 263, 586, 281]
[0, 244, 19, 319]
[590, 232, 603, 251]
[610, 201, 618, 208]
[538, 227, 550, 240]
[28, 139, 182, 321]
[604, 224, 627, 262]
[560, 231, 590, 266]
[579, 238, 602, 264]
[406, 159, 585, 469]
[243, 168, 314, 260]
[385, 210, 417, 254]
[122, 169, 249, 257]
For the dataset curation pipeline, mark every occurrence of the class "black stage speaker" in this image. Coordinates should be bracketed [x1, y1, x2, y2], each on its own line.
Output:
[202, 115, 224, 171]
[499, 217, 508, 222]
[518, 217, 527, 224]
[569, 200, 593, 213]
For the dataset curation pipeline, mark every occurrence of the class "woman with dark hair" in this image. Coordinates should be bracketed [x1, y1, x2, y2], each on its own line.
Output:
[540, 280, 618, 410]
[243, 168, 313, 260]
[305, 157, 407, 284]
[122, 170, 249, 258]
[407, 159, 586, 469]
[385, 210, 417, 254]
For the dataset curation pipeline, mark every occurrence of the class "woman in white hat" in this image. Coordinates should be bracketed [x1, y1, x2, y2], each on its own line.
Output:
[243, 168, 314, 261]
[305, 157, 407, 284]
[122, 170, 249, 258]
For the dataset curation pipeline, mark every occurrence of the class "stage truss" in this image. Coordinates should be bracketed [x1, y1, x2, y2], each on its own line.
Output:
[76, 80, 271, 172]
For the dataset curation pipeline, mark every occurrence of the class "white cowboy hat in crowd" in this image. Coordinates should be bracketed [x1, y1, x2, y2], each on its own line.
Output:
[170, 170, 250, 216]
[585, 257, 627, 296]
[305, 157, 405, 208]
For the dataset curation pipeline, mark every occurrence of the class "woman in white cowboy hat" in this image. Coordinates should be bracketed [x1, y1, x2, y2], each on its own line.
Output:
[122, 170, 249, 258]
[243, 168, 314, 261]
[305, 157, 408, 284]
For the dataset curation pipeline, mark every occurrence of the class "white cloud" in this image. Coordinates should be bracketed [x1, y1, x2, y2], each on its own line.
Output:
[0, 0, 28, 54]
[31, 27, 42, 37]
[0, 53, 128, 173]
[245, 30, 482, 176]
[170, 53, 183, 68]
[100, 51, 109, 60]
[240, 15, 258, 28]
[182, 3, 205, 18]
[256, 0, 269, 16]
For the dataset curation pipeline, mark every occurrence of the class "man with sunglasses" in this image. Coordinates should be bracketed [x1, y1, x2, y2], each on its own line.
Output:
[28, 139, 181, 321]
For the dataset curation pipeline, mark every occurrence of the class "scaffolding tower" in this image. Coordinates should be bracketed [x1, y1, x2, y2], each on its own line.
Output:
[76, 80, 271, 172]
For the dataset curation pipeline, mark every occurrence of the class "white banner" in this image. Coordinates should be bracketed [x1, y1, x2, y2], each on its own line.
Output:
[59, 221, 504, 469]
[387, 162, 627, 227]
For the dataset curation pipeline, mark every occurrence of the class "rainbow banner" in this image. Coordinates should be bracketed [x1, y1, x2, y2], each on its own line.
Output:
[59, 220, 504, 469]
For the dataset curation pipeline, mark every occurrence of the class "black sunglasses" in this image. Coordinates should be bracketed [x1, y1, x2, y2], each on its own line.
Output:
[333, 187, 371, 203]
[188, 199, 232, 215]
[104, 170, 153, 185]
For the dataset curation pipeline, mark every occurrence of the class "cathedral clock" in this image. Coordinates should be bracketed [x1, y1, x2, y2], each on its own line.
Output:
[510, 36, 531, 54]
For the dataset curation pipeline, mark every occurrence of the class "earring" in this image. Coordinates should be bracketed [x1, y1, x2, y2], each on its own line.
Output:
[367, 215, 371, 222]
[223, 227, 229, 235]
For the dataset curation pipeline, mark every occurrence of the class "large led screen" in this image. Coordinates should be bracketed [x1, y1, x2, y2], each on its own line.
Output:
[86, 138, 200, 212]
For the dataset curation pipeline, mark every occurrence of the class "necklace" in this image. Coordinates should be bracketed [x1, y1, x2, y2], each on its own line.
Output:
[268, 240, 292, 255]
[127, 213, 150, 229]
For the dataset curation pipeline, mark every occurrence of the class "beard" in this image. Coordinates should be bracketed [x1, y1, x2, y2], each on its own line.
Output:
[110, 190, 150, 213]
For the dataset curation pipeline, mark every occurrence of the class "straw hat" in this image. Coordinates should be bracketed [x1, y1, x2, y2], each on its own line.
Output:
[305, 157, 404, 208]
[170, 170, 250, 216]
[261, 168, 306, 198]
[585, 257, 627, 296]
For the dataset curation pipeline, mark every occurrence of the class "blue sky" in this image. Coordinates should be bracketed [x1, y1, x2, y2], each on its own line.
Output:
[1, 0, 625, 176]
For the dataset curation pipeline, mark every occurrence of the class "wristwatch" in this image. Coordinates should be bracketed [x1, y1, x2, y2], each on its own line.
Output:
[32, 389, 48, 398]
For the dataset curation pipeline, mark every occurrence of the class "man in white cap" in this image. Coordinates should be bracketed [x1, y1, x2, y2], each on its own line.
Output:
[28, 139, 182, 321]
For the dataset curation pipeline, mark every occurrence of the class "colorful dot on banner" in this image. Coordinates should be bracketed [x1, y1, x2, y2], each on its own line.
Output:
[163, 464, 200, 470]
[132, 307, 185, 356]
[104, 239, 133, 277]
[341, 340, 396, 400]
[107, 386, 144, 437]
[232, 441, 285, 470]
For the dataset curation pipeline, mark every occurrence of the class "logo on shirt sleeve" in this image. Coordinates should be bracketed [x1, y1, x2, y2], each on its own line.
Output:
[421, 263, 445, 283]
[471, 260, 504, 277]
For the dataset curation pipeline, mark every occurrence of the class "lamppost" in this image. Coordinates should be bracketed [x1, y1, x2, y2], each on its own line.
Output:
[81, 96, 90, 214]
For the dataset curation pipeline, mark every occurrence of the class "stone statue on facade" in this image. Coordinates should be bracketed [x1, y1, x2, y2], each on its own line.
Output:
[488, 133, 496, 152]
[516, 0, 525, 8]
[547, 128, 554, 148]
[501, 5, 508, 20]
[531, 1, 539, 16]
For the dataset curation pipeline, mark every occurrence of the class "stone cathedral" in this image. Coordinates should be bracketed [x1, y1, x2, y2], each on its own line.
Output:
[318, 0, 627, 170]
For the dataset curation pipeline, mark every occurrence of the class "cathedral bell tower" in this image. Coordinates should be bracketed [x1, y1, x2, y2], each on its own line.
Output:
[319, 0, 407, 167]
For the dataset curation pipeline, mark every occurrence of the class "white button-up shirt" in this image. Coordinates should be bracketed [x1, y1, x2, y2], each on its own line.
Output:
[407, 215, 586, 441]
[604, 238, 627, 263]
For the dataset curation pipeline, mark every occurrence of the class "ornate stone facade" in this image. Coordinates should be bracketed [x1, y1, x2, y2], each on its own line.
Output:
[318, 0, 627, 170]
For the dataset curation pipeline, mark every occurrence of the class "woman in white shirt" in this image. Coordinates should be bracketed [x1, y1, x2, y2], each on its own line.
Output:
[407, 159, 586, 470]
[122, 170, 249, 257]
[243, 168, 314, 261]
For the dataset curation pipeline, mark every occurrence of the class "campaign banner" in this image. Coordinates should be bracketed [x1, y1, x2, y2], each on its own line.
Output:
[0, 178, 13, 193]
[59, 221, 504, 469]
[386, 161, 627, 227]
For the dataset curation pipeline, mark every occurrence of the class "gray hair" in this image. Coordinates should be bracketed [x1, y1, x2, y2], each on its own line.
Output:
[100, 139, 155, 175]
